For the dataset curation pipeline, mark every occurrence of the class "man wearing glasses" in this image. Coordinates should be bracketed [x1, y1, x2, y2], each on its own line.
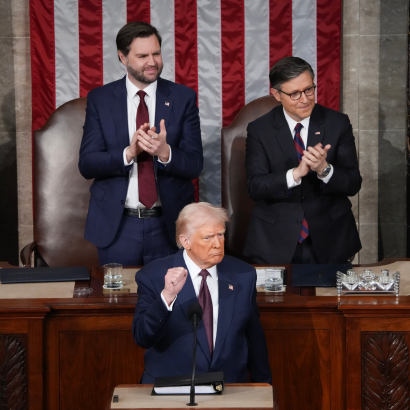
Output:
[244, 56, 361, 264]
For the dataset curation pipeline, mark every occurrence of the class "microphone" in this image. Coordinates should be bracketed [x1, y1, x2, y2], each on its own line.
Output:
[188, 302, 203, 329]
[187, 302, 203, 406]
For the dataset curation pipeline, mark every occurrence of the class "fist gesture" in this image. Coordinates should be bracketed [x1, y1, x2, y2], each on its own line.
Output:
[162, 267, 188, 306]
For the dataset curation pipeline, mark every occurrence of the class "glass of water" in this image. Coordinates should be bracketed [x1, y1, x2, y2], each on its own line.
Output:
[264, 268, 284, 292]
[103, 263, 123, 289]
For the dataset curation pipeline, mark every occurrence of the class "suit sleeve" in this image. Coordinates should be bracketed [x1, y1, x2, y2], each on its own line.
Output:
[132, 270, 171, 349]
[322, 114, 362, 196]
[246, 122, 290, 201]
[161, 90, 203, 180]
[78, 93, 131, 180]
[246, 271, 272, 383]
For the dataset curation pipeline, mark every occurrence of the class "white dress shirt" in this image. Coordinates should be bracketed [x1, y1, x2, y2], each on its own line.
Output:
[123, 74, 172, 209]
[161, 249, 219, 348]
[283, 108, 333, 188]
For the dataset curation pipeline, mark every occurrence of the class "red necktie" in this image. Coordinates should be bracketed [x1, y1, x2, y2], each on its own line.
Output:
[294, 123, 309, 243]
[198, 270, 213, 356]
[136, 90, 157, 209]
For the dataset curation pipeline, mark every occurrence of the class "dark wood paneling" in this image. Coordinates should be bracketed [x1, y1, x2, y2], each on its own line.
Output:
[59, 330, 144, 410]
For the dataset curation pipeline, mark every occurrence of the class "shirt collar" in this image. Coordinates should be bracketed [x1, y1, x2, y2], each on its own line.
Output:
[183, 249, 218, 280]
[283, 107, 311, 134]
[125, 74, 157, 100]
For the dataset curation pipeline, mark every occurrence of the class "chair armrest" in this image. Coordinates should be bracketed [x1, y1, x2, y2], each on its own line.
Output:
[20, 241, 38, 267]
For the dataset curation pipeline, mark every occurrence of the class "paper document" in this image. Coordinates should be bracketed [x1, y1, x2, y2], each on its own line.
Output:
[154, 385, 218, 394]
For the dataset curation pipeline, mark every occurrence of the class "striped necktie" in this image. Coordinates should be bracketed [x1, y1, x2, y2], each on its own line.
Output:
[294, 123, 309, 243]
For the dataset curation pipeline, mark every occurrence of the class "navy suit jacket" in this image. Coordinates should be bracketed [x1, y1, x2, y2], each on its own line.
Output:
[132, 249, 272, 384]
[79, 76, 203, 248]
[245, 104, 362, 263]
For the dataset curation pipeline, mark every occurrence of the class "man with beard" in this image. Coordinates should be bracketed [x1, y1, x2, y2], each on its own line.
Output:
[79, 22, 203, 265]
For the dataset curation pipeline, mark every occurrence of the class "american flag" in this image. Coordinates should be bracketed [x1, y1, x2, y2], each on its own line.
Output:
[30, 0, 341, 205]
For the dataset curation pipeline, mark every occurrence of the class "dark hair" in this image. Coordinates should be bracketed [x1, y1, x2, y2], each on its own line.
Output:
[269, 57, 314, 89]
[116, 22, 162, 61]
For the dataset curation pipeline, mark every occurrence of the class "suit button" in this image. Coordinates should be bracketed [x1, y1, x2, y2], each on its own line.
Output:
[297, 219, 302, 224]
[302, 196, 305, 200]
[120, 200, 125, 205]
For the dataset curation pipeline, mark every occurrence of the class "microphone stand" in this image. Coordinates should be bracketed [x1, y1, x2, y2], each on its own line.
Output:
[187, 314, 198, 406]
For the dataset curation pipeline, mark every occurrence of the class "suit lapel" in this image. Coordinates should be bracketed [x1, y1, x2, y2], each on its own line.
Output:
[273, 107, 300, 169]
[306, 104, 325, 148]
[211, 264, 237, 366]
[110, 76, 129, 149]
[173, 250, 212, 364]
[154, 78, 173, 174]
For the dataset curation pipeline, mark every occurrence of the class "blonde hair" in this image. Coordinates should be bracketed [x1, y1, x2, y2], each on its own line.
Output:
[175, 202, 229, 247]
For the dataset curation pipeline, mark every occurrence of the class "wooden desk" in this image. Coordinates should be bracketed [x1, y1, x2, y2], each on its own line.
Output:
[108, 384, 275, 410]
[1, 262, 410, 410]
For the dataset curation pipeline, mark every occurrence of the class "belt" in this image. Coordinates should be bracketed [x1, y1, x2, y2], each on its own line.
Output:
[123, 207, 163, 218]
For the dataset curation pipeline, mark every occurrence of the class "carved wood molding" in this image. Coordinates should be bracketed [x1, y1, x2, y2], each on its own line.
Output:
[362, 332, 410, 410]
[0, 336, 27, 410]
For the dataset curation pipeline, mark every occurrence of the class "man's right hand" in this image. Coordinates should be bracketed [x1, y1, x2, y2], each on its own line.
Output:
[292, 156, 310, 182]
[162, 267, 188, 306]
[125, 123, 153, 163]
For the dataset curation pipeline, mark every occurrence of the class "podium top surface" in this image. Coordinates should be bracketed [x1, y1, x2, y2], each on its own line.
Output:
[110, 384, 274, 410]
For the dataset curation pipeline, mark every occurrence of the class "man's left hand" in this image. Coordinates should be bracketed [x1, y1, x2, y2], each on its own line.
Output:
[303, 143, 331, 174]
[136, 119, 170, 162]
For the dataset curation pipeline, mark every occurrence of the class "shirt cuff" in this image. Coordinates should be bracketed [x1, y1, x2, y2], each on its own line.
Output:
[286, 168, 302, 188]
[317, 164, 334, 184]
[161, 291, 176, 311]
[123, 148, 135, 166]
[157, 145, 172, 165]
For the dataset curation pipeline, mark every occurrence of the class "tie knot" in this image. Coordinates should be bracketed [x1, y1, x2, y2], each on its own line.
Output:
[295, 123, 303, 134]
[199, 270, 210, 280]
[137, 90, 147, 99]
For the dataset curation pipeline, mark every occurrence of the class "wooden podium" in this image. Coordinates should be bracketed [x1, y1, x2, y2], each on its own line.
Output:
[108, 384, 277, 410]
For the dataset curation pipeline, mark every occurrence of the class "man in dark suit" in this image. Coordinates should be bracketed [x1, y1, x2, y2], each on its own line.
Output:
[245, 57, 361, 264]
[79, 22, 203, 266]
[132, 202, 272, 384]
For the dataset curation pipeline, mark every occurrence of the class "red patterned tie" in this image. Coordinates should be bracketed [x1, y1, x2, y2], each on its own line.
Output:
[136, 90, 157, 208]
[294, 123, 309, 243]
[198, 269, 213, 356]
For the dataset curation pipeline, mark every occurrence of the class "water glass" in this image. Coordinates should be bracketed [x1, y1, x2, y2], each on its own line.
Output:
[264, 268, 284, 292]
[103, 263, 123, 289]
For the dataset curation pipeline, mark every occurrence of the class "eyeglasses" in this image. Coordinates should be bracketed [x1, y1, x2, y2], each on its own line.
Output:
[278, 84, 316, 101]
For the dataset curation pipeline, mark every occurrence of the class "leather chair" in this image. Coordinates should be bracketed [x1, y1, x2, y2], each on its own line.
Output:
[221, 95, 280, 261]
[20, 98, 99, 267]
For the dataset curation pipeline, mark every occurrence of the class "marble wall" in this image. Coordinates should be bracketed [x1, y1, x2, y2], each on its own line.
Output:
[342, 0, 408, 263]
[0, 0, 407, 264]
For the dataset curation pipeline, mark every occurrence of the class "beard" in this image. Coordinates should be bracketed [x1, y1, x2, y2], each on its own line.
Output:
[127, 62, 163, 85]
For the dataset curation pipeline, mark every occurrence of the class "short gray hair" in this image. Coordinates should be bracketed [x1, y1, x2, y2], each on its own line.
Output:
[269, 56, 315, 90]
[175, 202, 229, 247]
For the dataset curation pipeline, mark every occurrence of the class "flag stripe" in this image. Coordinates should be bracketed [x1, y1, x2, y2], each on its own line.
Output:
[221, 0, 245, 127]
[79, 0, 103, 98]
[269, 0, 292, 70]
[55, 0, 79, 108]
[197, 0, 222, 204]
[316, 0, 341, 110]
[102, 0, 126, 85]
[151, 1, 175, 82]
[31, 0, 55, 130]
[292, 0, 317, 96]
[174, 0, 198, 93]
[127, 0, 150, 23]
[244, 0, 270, 104]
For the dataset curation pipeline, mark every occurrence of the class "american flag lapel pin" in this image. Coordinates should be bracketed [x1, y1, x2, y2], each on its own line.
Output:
[165, 101, 170, 106]
[315, 132, 320, 134]
[229, 284, 233, 290]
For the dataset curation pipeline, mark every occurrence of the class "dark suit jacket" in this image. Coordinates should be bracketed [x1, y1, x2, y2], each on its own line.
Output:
[244, 104, 362, 264]
[132, 249, 272, 384]
[79, 76, 203, 248]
